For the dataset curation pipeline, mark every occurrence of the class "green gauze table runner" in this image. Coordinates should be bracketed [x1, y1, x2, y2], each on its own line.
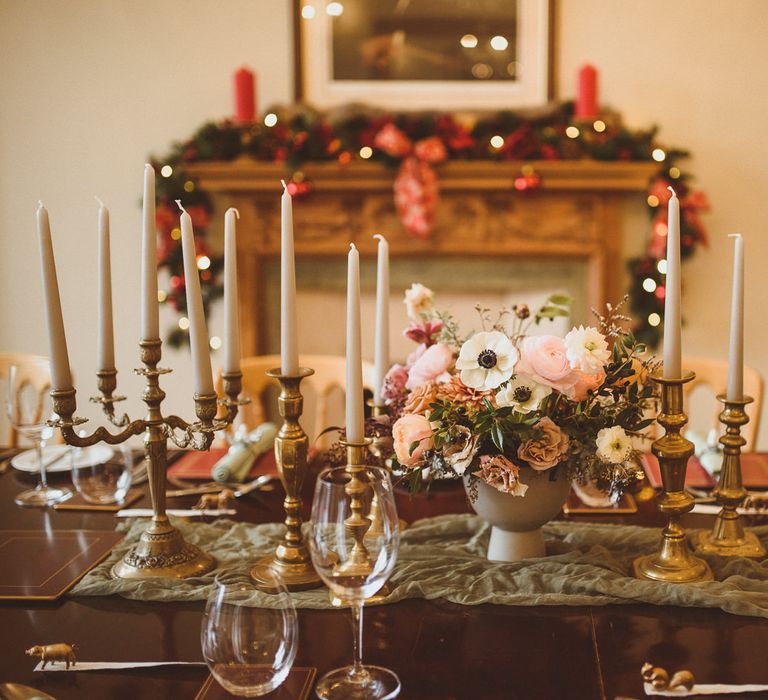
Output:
[70, 514, 768, 618]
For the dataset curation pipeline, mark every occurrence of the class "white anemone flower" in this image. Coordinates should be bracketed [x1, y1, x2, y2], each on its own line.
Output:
[496, 374, 552, 413]
[455, 331, 518, 391]
[595, 426, 633, 464]
[564, 325, 610, 373]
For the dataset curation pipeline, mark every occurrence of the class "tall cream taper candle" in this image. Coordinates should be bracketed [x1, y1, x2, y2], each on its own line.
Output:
[280, 181, 299, 375]
[177, 201, 214, 396]
[141, 164, 159, 340]
[96, 197, 115, 372]
[37, 202, 72, 391]
[726, 233, 744, 401]
[373, 234, 389, 407]
[223, 207, 241, 375]
[662, 187, 682, 379]
[346, 243, 364, 443]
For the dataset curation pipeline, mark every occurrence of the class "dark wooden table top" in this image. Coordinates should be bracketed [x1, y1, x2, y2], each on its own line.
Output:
[1, 458, 767, 700]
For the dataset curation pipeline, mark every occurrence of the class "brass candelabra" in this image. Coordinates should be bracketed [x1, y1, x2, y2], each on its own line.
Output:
[633, 370, 713, 583]
[250, 368, 323, 592]
[367, 402, 406, 538]
[694, 395, 765, 557]
[50, 339, 245, 579]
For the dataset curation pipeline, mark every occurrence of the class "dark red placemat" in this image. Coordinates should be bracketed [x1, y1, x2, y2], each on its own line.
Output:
[168, 449, 279, 481]
[641, 452, 768, 489]
[0, 529, 124, 600]
[195, 667, 316, 700]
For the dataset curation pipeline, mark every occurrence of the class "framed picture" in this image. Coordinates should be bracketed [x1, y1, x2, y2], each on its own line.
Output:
[295, 0, 553, 111]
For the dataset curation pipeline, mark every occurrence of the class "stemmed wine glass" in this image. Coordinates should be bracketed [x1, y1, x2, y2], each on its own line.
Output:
[309, 465, 401, 700]
[6, 361, 71, 507]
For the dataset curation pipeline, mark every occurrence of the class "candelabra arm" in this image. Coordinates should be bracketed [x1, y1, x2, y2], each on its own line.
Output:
[49, 388, 146, 446]
[90, 369, 130, 427]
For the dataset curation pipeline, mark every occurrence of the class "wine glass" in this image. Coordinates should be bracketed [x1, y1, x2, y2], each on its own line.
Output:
[71, 442, 132, 504]
[309, 466, 401, 700]
[6, 361, 71, 507]
[201, 570, 298, 697]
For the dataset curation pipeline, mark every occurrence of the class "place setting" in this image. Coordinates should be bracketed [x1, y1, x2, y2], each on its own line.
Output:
[4, 3, 768, 698]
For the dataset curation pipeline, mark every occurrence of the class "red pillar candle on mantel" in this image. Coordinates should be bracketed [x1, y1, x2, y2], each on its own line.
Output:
[233, 67, 256, 123]
[575, 64, 598, 120]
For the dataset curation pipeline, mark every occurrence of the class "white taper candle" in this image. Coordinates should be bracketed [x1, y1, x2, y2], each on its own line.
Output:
[373, 234, 389, 406]
[223, 207, 241, 375]
[280, 181, 299, 375]
[96, 197, 115, 372]
[726, 233, 744, 401]
[346, 243, 364, 443]
[662, 187, 682, 379]
[177, 201, 214, 396]
[141, 164, 159, 340]
[36, 202, 72, 391]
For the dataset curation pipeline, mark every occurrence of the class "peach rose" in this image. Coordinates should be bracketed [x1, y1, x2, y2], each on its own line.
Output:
[517, 417, 570, 471]
[403, 382, 438, 416]
[516, 335, 580, 395]
[478, 455, 528, 496]
[392, 413, 434, 467]
[566, 370, 606, 402]
[406, 343, 453, 390]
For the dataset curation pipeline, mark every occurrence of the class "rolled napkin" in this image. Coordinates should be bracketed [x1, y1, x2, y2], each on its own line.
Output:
[212, 422, 278, 483]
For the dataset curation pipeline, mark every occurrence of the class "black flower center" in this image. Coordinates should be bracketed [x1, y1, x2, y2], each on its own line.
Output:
[477, 349, 497, 369]
[513, 386, 532, 402]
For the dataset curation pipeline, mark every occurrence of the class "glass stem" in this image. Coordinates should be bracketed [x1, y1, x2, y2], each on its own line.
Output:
[349, 601, 366, 679]
[36, 439, 48, 489]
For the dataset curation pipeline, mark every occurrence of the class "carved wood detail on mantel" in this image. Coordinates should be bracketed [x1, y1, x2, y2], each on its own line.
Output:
[186, 160, 658, 356]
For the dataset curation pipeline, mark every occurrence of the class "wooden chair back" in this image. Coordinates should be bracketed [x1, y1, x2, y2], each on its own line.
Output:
[683, 356, 763, 451]
[218, 355, 376, 447]
[0, 353, 52, 447]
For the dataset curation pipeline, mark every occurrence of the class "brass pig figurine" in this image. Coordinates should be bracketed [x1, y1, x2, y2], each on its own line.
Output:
[25, 643, 77, 669]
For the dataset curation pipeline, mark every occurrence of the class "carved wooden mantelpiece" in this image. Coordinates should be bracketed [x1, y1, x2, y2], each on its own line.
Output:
[187, 160, 658, 355]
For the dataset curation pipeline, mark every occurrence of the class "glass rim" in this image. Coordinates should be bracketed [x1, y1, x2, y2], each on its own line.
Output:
[317, 464, 392, 485]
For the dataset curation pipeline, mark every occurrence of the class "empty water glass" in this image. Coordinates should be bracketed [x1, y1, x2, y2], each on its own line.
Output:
[71, 443, 132, 504]
[201, 570, 298, 697]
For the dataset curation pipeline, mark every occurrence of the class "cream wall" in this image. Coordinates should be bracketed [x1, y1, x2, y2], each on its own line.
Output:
[1, 1, 767, 441]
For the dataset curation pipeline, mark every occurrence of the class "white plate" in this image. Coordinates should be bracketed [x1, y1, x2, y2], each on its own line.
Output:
[11, 445, 115, 473]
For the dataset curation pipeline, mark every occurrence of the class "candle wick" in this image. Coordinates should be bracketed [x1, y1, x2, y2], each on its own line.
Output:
[175, 199, 187, 214]
[667, 185, 677, 197]
[144, 163, 153, 172]
[94, 196, 104, 208]
[37, 200, 44, 210]
[729, 233, 742, 239]
[373, 233, 385, 243]
[280, 179, 288, 191]
[350, 243, 357, 251]
[228, 207, 240, 220]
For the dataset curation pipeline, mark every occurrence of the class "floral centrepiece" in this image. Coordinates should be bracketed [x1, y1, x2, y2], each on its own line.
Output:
[385, 285, 656, 500]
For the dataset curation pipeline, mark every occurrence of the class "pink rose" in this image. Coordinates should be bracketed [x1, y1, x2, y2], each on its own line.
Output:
[517, 416, 570, 471]
[406, 343, 454, 390]
[381, 364, 408, 401]
[566, 370, 605, 402]
[392, 413, 434, 467]
[516, 335, 580, 395]
[406, 343, 427, 368]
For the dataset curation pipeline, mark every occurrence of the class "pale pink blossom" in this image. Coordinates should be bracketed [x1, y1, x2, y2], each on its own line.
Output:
[406, 343, 454, 390]
[516, 335, 581, 395]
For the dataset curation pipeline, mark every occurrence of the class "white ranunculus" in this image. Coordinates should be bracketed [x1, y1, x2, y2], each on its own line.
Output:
[564, 325, 610, 373]
[455, 331, 518, 391]
[496, 374, 552, 413]
[595, 426, 633, 464]
[404, 283, 435, 320]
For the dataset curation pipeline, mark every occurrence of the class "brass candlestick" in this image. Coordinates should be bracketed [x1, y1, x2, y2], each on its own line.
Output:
[50, 339, 244, 579]
[633, 370, 713, 583]
[367, 402, 406, 536]
[330, 438, 390, 606]
[694, 395, 765, 557]
[250, 368, 323, 591]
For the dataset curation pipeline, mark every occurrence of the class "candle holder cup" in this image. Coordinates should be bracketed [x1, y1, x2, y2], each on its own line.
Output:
[633, 370, 713, 583]
[50, 338, 245, 579]
[694, 395, 765, 558]
[250, 367, 323, 592]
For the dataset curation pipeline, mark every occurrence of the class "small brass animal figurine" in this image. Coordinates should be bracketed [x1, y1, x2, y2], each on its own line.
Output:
[641, 662, 695, 691]
[194, 488, 234, 511]
[25, 643, 77, 669]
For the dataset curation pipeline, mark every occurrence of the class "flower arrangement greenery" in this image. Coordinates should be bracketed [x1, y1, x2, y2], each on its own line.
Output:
[383, 285, 658, 499]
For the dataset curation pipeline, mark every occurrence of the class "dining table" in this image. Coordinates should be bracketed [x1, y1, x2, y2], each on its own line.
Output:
[1, 452, 767, 700]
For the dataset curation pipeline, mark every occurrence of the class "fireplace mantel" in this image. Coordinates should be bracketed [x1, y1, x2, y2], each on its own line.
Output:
[187, 160, 657, 355]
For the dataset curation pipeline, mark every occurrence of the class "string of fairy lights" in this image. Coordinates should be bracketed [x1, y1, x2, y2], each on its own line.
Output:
[149, 103, 707, 349]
